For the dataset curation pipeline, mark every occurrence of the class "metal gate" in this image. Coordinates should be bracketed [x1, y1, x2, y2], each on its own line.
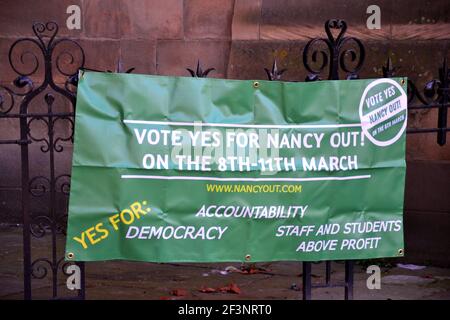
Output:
[0, 20, 448, 300]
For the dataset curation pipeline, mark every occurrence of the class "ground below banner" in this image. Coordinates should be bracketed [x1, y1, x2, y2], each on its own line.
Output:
[1, 226, 449, 300]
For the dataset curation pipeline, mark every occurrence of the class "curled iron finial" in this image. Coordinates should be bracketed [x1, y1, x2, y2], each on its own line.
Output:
[325, 19, 347, 45]
[303, 19, 365, 80]
[32, 21, 59, 48]
[264, 59, 287, 81]
[187, 60, 215, 78]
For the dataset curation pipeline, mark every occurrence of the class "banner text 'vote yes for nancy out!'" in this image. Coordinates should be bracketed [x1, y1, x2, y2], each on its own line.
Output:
[65, 72, 407, 262]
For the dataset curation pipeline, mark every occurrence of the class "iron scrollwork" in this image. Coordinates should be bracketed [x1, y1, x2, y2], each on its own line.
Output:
[383, 57, 450, 145]
[3, 21, 86, 300]
[303, 19, 365, 81]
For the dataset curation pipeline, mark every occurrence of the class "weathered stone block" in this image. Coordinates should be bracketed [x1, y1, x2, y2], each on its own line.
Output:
[231, 0, 262, 40]
[227, 40, 305, 81]
[391, 0, 450, 40]
[184, 0, 234, 39]
[156, 40, 230, 78]
[79, 39, 121, 72]
[120, 40, 157, 74]
[83, 0, 121, 38]
[119, 0, 183, 40]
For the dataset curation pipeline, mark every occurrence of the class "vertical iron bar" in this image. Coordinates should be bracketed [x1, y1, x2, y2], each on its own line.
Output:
[78, 262, 86, 299]
[437, 99, 448, 145]
[302, 262, 312, 300]
[44, 35, 59, 298]
[345, 260, 354, 300]
[20, 114, 31, 300]
[437, 60, 448, 145]
[326, 21, 338, 291]
[329, 49, 339, 80]
[325, 261, 331, 285]
[48, 110, 58, 298]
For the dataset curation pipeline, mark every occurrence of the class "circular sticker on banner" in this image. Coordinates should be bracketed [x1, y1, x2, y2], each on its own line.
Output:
[359, 78, 408, 147]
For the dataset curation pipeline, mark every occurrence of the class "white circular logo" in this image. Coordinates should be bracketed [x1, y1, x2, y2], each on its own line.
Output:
[359, 78, 408, 147]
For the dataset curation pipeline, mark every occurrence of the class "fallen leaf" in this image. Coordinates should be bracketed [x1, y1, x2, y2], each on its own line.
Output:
[228, 283, 241, 294]
[170, 289, 187, 296]
[199, 283, 241, 294]
[240, 265, 273, 275]
[218, 283, 241, 294]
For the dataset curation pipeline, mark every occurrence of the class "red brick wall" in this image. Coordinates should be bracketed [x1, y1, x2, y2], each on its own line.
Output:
[1, 0, 448, 159]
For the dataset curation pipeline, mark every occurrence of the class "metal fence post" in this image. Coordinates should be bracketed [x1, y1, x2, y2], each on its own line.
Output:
[345, 261, 354, 300]
[302, 262, 312, 300]
[20, 113, 31, 300]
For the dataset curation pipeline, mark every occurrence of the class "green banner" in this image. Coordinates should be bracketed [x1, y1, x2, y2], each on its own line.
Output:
[65, 71, 407, 263]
